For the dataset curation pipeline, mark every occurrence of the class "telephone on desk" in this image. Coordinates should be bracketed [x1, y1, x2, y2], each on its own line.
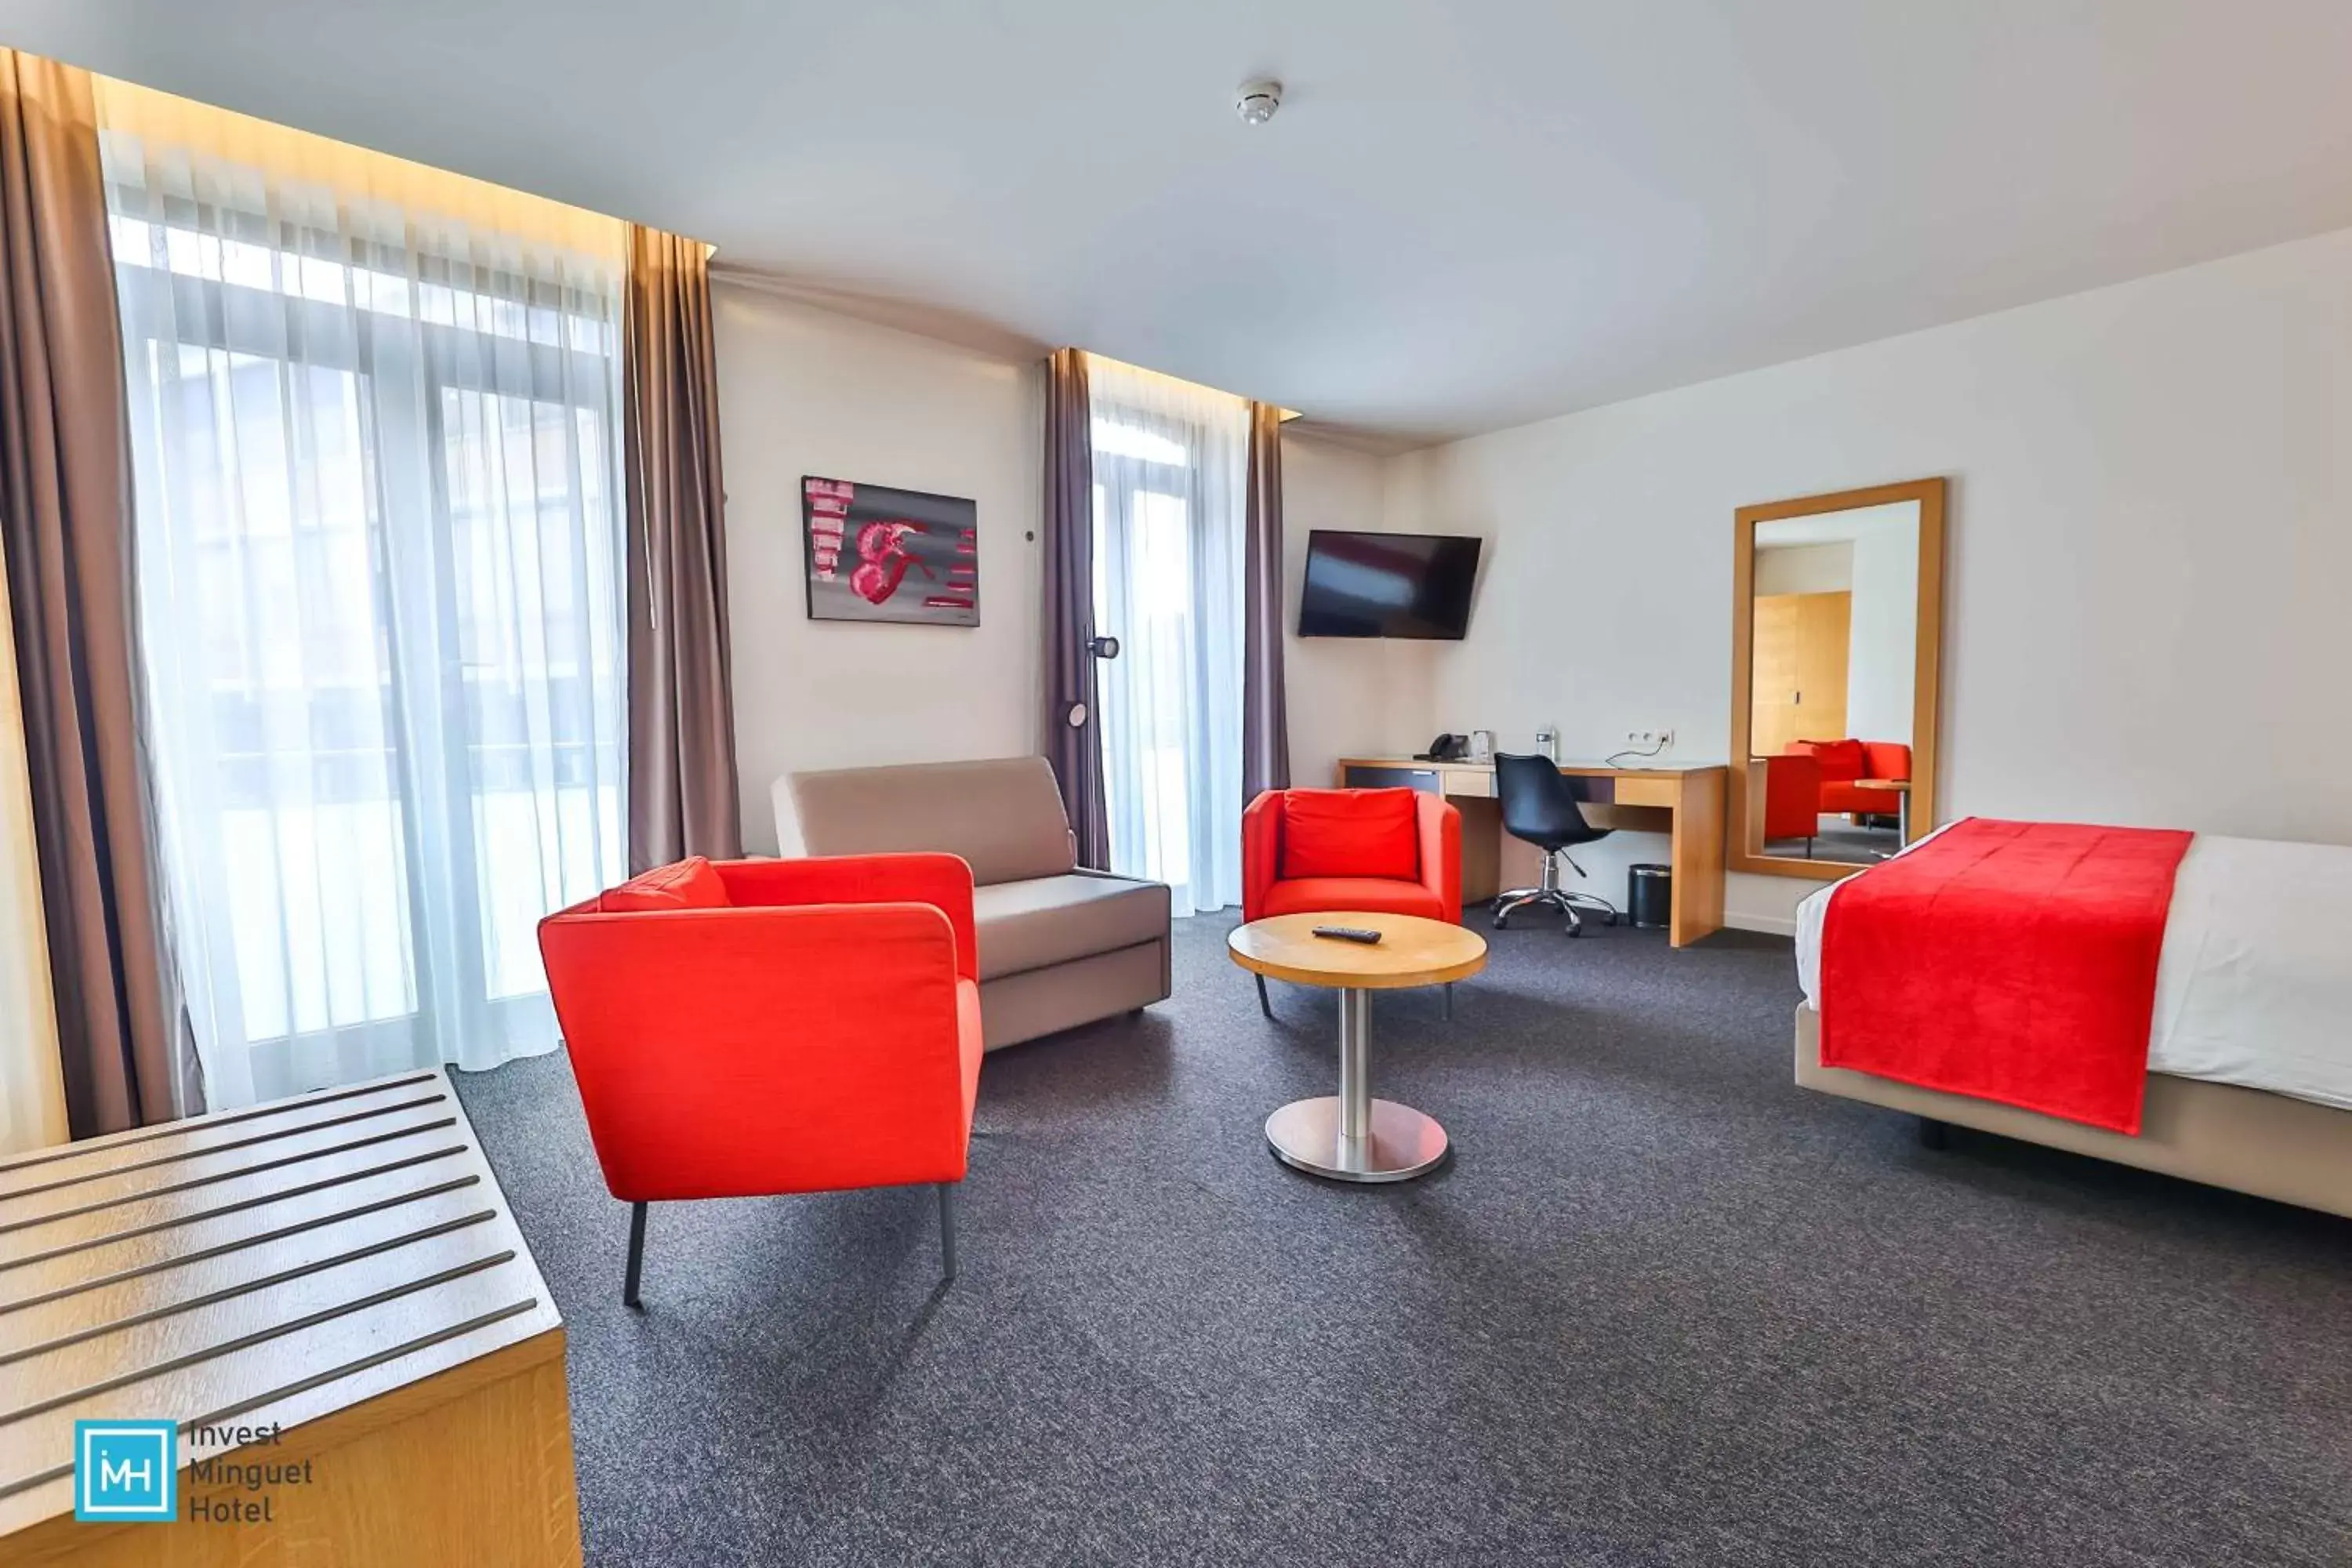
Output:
[1416, 734, 1469, 762]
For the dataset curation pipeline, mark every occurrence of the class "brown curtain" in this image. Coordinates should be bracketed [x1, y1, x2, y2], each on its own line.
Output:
[0, 51, 185, 1135]
[1040, 347, 1109, 868]
[1242, 401, 1290, 799]
[622, 224, 741, 871]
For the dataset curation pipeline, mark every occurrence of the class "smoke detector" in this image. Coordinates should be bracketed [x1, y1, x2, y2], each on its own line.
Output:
[1236, 78, 1283, 125]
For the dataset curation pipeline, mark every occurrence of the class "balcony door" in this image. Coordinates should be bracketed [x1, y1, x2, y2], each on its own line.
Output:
[1087, 362, 1248, 917]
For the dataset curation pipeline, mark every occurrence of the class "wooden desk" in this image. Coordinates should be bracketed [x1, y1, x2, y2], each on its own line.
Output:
[0, 1069, 582, 1567]
[1334, 757, 1728, 947]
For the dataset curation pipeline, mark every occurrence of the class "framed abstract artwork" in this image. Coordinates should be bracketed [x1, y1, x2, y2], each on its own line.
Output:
[800, 476, 980, 626]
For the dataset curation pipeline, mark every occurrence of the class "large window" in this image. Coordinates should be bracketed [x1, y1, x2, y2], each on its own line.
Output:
[100, 93, 628, 1106]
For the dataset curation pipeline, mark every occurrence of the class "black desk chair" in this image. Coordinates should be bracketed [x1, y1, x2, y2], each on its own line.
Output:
[1492, 753, 1620, 935]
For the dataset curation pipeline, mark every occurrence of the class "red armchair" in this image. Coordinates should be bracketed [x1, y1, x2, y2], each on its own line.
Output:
[1241, 787, 1461, 1016]
[1787, 739, 1911, 817]
[1762, 753, 1825, 854]
[537, 853, 983, 1305]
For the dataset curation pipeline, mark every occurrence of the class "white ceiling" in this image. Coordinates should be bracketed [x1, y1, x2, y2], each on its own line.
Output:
[10, 1, 2352, 449]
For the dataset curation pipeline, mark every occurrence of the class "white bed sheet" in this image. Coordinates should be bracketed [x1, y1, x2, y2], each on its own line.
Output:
[1794, 832, 2352, 1111]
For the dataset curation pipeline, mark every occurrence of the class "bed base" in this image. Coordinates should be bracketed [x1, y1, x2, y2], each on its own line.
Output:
[1794, 1004, 2352, 1221]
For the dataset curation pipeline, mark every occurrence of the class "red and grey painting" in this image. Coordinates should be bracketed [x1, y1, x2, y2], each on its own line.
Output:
[801, 476, 980, 626]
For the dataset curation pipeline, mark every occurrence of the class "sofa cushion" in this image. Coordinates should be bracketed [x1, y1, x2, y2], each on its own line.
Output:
[1279, 789, 1420, 881]
[1860, 740, 1911, 782]
[1261, 876, 1446, 922]
[971, 873, 1171, 982]
[1788, 739, 1866, 782]
[601, 856, 731, 912]
[779, 757, 1076, 887]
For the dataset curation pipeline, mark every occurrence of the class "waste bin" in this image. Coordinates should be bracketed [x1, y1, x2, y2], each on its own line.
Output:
[1628, 864, 1671, 930]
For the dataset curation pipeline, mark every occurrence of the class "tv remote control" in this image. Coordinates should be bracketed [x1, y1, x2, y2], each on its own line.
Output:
[1312, 924, 1384, 945]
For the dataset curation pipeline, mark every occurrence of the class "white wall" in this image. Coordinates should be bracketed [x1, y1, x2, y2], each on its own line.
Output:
[713, 289, 1416, 854]
[1382, 225, 2352, 931]
[1752, 542, 1851, 596]
[1843, 521, 1918, 744]
[715, 282, 1044, 855]
[1280, 434, 1438, 784]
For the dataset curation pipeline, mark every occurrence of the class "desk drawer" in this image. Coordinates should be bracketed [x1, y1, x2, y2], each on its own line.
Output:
[1439, 767, 1494, 798]
[1613, 776, 1679, 809]
[1342, 764, 1443, 793]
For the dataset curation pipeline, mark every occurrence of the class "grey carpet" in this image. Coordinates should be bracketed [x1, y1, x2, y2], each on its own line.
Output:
[456, 916, 2352, 1568]
[1766, 819, 1898, 862]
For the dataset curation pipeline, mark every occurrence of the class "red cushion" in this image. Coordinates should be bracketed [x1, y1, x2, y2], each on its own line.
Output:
[1788, 739, 1865, 782]
[1261, 876, 1446, 921]
[1279, 789, 1419, 880]
[1860, 741, 1911, 782]
[1819, 782, 1884, 815]
[601, 856, 731, 912]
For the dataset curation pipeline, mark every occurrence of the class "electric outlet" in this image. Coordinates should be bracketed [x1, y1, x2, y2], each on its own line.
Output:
[1624, 728, 1675, 752]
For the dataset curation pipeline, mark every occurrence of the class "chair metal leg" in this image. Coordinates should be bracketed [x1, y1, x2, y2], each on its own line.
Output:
[1494, 890, 1548, 928]
[622, 1200, 647, 1308]
[1255, 972, 1273, 1020]
[1563, 892, 1619, 926]
[937, 1182, 960, 1283]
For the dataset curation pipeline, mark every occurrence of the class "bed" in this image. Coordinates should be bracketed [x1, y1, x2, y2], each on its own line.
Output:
[1791, 829, 2352, 1219]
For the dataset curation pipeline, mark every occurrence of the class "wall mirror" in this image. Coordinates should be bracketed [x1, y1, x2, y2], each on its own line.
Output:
[1730, 477, 1945, 880]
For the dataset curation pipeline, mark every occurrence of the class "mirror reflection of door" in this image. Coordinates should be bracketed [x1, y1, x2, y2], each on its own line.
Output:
[1736, 492, 1934, 871]
[1751, 586, 1849, 757]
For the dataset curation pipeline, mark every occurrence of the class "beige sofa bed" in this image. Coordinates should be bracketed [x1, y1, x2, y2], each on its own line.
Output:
[1795, 1004, 2352, 1220]
[775, 757, 1171, 1050]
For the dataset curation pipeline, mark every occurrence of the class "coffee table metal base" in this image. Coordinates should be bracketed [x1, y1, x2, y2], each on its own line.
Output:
[1265, 1095, 1449, 1182]
[1265, 985, 1449, 1182]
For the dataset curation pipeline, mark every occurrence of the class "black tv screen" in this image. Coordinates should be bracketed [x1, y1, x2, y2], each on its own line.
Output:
[1298, 530, 1483, 639]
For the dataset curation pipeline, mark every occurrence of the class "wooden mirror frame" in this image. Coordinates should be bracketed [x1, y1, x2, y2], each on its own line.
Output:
[1728, 476, 1947, 881]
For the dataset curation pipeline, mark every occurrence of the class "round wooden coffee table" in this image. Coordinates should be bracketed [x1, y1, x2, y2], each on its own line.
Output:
[1227, 911, 1488, 1182]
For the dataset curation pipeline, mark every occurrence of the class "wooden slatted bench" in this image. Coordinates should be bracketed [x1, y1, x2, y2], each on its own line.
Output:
[0, 1069, 582, 1566]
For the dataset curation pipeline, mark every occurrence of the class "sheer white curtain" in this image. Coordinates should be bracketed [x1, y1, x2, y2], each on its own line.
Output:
[96, 82, 629, 1106]
[1087, 358, 1248, 916]
[0, 556, 67, 1152]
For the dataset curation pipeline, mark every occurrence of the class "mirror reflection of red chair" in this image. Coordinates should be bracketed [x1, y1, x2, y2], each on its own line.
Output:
[1240, 787, 1462, 1017]
[538, 853, 982, 1307]
[1762, 753, 1825, 855]
[1786, 738, 1910, 819]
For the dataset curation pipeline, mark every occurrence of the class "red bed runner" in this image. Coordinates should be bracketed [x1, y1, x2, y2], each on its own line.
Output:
[1819, 818, 2193, 1134]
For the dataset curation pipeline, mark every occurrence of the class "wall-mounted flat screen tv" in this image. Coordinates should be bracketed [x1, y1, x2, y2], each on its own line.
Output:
[1298, 529, 1483, 639]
